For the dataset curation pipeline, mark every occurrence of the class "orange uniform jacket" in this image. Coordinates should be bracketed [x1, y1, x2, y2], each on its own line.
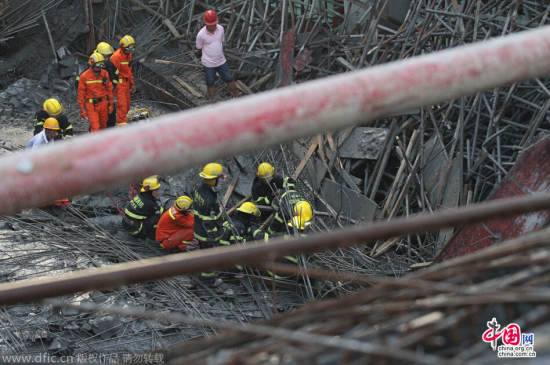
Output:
[156, 207, 194, 242]
[77, 68, 114, 113]
[110, 48, 134, 86]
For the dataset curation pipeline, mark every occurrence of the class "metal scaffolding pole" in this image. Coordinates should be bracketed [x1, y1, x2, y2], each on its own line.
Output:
[1, 192, 550, 305]
[2, 26, 550, 215]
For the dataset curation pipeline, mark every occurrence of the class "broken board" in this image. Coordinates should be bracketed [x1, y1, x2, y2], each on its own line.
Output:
[321, 179, 377, 223]
[337, 128, 388, 160]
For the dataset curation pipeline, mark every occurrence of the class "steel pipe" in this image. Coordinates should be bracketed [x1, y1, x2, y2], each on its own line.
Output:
[1, 192, 550, 305]
[2, 27, 550, 215]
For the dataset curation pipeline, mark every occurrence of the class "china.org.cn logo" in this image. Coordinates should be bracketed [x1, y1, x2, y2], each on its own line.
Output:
[482, 318, 536, 358]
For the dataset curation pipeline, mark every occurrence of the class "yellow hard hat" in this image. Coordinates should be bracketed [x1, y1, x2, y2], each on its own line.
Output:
[96, 42, 114, 56]
[199, 163, 225, 179]
[175, 196, 193, 211]
[120, 35, 135, 49]
[237, 202, 261, 217]
[43, 99, 64, 117]
[257, 163, 275, 179]
[43, 118, 60, 130]
[141, 177, 160, 192]
[88, 51, 105, 67]
[288, 201, 313, 230]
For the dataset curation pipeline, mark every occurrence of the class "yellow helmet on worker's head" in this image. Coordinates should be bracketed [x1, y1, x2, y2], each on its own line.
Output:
[120, 35, 135, 50]
[43, 118, 60, 130]
[141, 176, 160, 192]
[257, 163, 275, 179]
[199, 163, 226, 179]
[96, 42, 114, 56]
[175, 196, 193, 211]
[88, 51, 105, 67]
[289, 201, 314, 230]
[43, 98, 64, 117]
[237, 202, 261, 217]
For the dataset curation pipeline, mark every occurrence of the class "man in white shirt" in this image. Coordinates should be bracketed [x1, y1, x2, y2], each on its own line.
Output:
[27, 118, 60, 151]
[196, 10, 239, 103]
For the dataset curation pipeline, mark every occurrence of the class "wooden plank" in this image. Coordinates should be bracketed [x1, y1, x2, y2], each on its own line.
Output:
[236, 80, 254, 95]
[172, 75, 203, 98]
[291, 137, 319, 180]
[222, 175, 239, 207]
[164, 19, 181, 38]
[249, 72, 275, 89]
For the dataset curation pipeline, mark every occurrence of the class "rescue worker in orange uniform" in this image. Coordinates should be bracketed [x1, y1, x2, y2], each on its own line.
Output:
[110, 35, 136, 126]
[77, 52, 114, 132]
[156, 196, 195, 252]
[95, 42, 119, 128]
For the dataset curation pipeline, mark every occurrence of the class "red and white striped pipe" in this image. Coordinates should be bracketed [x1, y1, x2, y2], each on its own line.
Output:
[2, 26, 550, 215]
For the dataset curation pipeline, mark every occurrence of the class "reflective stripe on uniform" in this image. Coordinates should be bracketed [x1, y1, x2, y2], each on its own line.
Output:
[274, 212, 285, 223]
[193, 210, 222, 221]
[64, 135, 73, 138]
[284, 255, 298, 263]
[168, 209, 176, 220]
[124, 209, 147, 220]
[65, 125, 73, 130]
[200, 271, 216, 277]
[219, 240, 231, 245]
[36, 122, 44, 126]
[86, 80, 103, 84]
[266, 270, 294, 280]
[127, 222, 143, 235]
[117, 123, 127, 126]
[255, 196, 270, 205]
[88, 96, 108, 103]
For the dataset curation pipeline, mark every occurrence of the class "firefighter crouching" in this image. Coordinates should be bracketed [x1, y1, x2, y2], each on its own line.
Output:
[253, 201, 314, 280]
[34, 99, 74, 140]
[77, 52, 114, 132]
[219, 202, 261, 246]
[156, 196, 195, 252]
[122, 177, 163, 239]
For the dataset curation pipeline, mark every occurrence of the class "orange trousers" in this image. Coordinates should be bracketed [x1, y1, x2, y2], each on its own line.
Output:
[160, 228, 194, 250]
[115, 82, 131, 126]
[85, 100, 109, 132]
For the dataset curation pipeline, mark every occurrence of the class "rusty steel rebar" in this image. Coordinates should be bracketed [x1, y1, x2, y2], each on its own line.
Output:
[1, 192, 550, 305]
[2, 26, 550, 215]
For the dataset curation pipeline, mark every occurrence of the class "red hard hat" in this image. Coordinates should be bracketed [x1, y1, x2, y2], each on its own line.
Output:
[204, 10, 218, 25]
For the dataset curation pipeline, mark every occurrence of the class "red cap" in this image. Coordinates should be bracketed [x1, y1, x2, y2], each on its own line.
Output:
[204, 10, 218, 25]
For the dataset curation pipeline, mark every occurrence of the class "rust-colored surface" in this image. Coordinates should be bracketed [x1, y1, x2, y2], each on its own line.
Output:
[439, 136, 550, 261]
[277, 27, 295, 88]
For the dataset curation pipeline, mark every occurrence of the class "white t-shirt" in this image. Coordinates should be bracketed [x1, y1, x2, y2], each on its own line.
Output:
[196, 25, 226, 68]
[26, 130, 53, 151]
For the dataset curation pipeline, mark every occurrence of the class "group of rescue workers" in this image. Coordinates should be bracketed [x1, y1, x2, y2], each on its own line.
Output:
[121, 162, 314, 283]
[27, 9, 239, 149]
[25, 11, 309, 284]
[27, 35, 136, 150]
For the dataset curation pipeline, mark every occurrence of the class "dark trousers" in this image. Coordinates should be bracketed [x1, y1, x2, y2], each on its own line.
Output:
[122, 215, 160, 239]
[107, 105, 117, 128]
